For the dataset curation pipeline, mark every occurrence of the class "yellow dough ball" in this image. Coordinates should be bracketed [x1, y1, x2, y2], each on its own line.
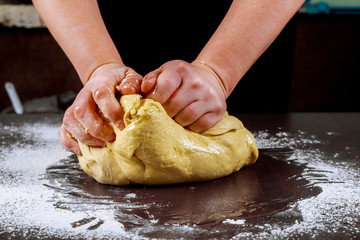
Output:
[77, 94, 258, 185]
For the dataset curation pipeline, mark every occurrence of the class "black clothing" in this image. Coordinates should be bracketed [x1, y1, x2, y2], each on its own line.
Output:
[98, 1, 296, 113]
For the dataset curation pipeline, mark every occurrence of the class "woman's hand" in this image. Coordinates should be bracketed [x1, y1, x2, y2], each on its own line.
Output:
[141, 60, 227, 133]
[59, 63, 142, 154]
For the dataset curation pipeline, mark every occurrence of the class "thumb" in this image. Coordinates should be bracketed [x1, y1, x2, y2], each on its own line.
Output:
[117, 69, 143, 95]
[141, 69, 161, 95]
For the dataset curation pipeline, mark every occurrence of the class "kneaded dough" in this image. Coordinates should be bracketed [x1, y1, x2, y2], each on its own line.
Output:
[77, 94, 258, 185]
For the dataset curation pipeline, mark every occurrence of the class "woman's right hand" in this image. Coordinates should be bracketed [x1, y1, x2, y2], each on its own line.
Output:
[58, 63, 142, 155]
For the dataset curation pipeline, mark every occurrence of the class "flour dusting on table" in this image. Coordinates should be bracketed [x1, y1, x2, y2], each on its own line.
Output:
[0, 121, 359, 239]
[226, 130, 360, 239]
[0, 123, 132, 239]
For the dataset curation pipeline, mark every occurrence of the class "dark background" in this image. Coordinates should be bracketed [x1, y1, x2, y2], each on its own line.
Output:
[0, 1, 359, 114]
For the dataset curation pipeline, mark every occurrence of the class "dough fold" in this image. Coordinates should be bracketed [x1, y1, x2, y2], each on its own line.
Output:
[77, 94, 258, 185]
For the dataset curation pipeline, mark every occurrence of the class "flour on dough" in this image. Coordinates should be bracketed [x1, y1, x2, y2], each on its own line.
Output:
[77, 94, 258, 185]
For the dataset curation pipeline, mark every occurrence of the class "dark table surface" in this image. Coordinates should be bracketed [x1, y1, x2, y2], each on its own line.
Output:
[0, 113, 359, 239]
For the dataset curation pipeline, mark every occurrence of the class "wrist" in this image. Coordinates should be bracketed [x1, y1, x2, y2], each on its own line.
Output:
[86, 62, 125, 83]
[192, 60, 229, 98]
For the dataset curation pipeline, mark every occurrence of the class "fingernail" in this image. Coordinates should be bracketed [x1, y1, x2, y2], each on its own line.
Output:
[70, 147, 81, 155]
[117, 120, 125, 130]
[123, 83, 133, 90]
[125, 84, 139, 94]
[105, 131, 116, 142]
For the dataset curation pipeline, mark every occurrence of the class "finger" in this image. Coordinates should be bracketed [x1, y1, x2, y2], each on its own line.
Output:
[58, 124, 81, 155]
[145, 67, 182, 104]
[63, 108, 105, 147]
[174, 97, 225, 129]
[73, 102, 116, 142]
[118, 69, 143, 95]
[162, 76, 205, 117]
[92, 84, 124, 128]
[162, 92, 192, 118]
[162, 87, 196, 118]
[141, 69, 159, 94]
[187, 112, 224, 133]
[173, 101, 208, 127]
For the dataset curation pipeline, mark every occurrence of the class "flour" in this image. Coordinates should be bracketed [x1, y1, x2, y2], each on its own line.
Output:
[0, 123, 132, 239]
[1, 121, 360, 239]
[125, 193, 137, 199]
[0, 121, 206, 239]
[224, 130, 360, 239]
[223, 219, 246, 225]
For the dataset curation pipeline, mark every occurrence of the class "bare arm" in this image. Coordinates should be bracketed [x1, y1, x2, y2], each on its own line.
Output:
[33, 0, 142, 154]
[142, 0, 304, 132]
[196, 0, 305, 97]
[32, 0, 122, 84]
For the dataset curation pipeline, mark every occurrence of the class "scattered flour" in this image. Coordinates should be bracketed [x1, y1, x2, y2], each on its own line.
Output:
[0, 122, 133, 239]
[0, 122, 359, 239]
[223, 219, 246, 225]
[125, 193, 137, 199]
[0, 121, 205, 239]
[224, 130, 360, 239]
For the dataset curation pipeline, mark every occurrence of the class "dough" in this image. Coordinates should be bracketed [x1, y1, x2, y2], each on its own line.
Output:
[77, 94, 258, 185]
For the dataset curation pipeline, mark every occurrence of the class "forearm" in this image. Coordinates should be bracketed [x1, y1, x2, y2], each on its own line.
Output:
[195, 0, 305, 97]
[32, 0, 123, 84]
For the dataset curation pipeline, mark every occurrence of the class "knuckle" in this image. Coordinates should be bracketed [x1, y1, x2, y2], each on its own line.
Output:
[168, 59, 183, 67]
[92, 87, 109, 101]
[204, 86, 218, 99]
[174, 60, 186, 69]
[73, 105, 87, 119]
[176, 61, 190, 75]
[213, 101, 226, 114]
[190, 77, 204, 89]
[92, 86, 110, 101]
[165, 60, 189, 75]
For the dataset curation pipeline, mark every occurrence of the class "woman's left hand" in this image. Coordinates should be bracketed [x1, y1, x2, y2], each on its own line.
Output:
[141, 60, 227, 133]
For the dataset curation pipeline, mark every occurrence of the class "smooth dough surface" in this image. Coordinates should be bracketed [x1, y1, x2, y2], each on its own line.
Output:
[78, 94, 258, 185]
